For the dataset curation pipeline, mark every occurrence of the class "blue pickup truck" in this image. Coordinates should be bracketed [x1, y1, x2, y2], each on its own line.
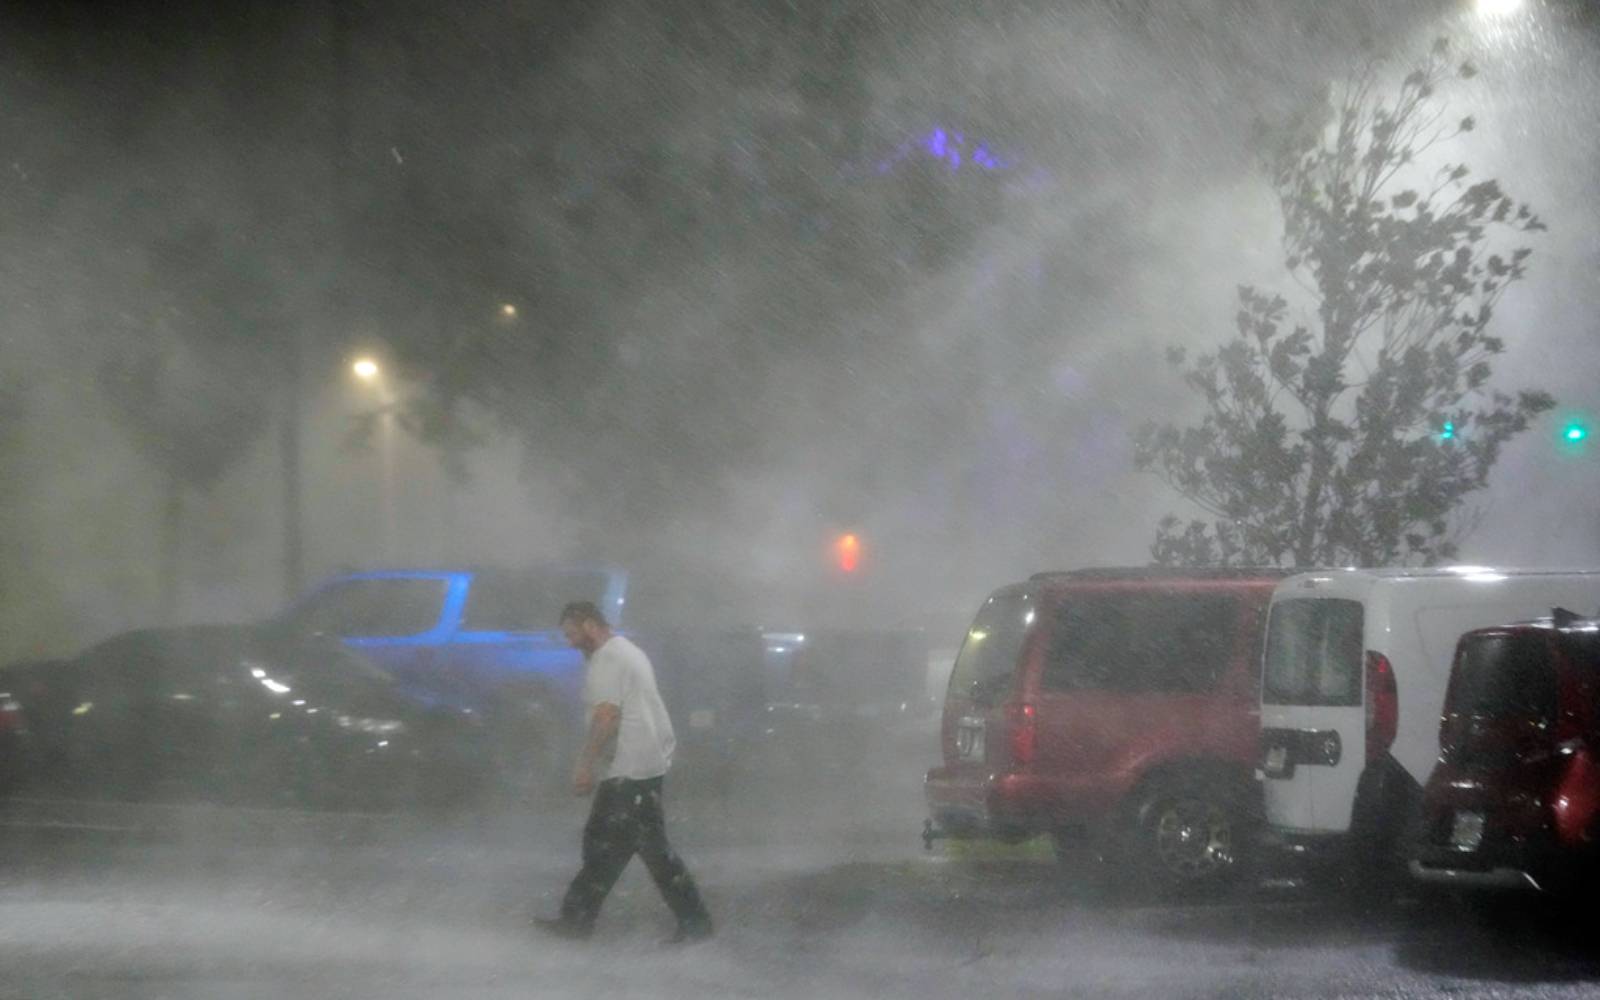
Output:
[276, 565, 769, 799]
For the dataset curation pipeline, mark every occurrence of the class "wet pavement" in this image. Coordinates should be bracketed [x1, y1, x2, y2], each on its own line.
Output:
[2, 745, 1598, 999]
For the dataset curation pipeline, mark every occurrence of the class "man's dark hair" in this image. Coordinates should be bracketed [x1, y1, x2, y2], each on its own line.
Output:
[559, 600, 609, 628]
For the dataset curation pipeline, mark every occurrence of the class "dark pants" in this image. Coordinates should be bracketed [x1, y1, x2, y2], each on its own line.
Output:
[559, 776, 711, 932]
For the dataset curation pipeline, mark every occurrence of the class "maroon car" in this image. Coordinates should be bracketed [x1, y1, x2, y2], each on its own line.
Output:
[923, 568, 1287, 893]
[1410, 611, 1600, 894]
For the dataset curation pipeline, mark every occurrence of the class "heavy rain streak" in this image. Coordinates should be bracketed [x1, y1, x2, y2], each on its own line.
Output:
[3, 1, 1600, 997]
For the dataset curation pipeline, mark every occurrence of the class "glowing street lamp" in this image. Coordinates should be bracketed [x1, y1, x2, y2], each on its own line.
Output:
[347, 356, 396, 559]
[1475, 0, 1524, 17]
[499, 303, 518, 320]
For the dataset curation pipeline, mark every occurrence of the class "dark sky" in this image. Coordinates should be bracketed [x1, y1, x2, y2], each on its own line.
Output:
[4, 0, 1596, 644]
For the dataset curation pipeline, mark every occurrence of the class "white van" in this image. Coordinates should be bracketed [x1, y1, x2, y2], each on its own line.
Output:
[1258, 567, 1600, 871]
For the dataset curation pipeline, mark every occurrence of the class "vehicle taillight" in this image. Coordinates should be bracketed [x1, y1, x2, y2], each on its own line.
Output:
[0, 697, 22, 734]
[1365, 651, 1398, 762]
[1007, 702, 1036, 767]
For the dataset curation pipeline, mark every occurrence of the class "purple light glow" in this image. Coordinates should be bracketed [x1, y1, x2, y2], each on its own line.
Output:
[875, 127, 1014, 178]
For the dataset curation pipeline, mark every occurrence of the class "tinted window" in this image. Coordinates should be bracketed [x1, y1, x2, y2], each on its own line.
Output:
[461, 569, 612, 632]
[1040, 592, 1240, 693]
[1262, 598, 1364, 706]
[1451, 632, 1557, 722]
[80, 632, 166, 679]
[139, 632, 253, 704]
[77, 633, 163, 714]
[286, 578, 449, 638]
[948, 591, 1034, 701]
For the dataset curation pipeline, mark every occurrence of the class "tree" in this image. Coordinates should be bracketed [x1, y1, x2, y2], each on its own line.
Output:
[99, 342, 270, 623]
[345, 0, 1014, 553]
[96, 222, 278, 623]
[1135, 39, 1553, 568]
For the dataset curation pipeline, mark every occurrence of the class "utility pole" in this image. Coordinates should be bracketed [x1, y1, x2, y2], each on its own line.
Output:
[280, 334, 304, 604]
[285, 0, 355, 602]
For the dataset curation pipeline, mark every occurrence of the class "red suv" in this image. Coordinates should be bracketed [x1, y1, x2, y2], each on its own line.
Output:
[923, 568, 1287, 893]
[1410, 610, 1600, 894]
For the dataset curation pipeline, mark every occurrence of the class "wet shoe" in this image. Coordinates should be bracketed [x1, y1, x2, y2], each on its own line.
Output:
[664, 920, 714, 946]
[533, 917, 592, 941]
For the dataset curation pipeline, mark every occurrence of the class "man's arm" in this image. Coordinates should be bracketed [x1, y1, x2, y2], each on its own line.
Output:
[572, 702, 621, 795]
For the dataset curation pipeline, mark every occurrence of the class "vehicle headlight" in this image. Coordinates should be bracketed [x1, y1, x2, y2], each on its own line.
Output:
[335, 714, 407, 735]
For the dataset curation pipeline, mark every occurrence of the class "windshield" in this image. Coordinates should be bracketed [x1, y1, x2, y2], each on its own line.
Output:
[1263, 598, 1364, 707]
[948, 590, 1034, 701]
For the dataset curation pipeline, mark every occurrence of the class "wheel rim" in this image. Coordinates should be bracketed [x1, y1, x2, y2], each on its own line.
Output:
[1151, 797, 1233, 881]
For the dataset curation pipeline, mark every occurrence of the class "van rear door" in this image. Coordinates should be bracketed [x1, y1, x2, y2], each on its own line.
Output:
[1260, 597, 1366, 833]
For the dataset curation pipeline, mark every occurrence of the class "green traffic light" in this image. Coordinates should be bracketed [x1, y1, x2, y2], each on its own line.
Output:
[1565, 423, 1588, 443]
[1439, 421, 1455, 441]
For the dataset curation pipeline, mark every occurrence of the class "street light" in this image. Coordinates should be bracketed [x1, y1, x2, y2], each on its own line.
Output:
[1475, 0, 1523, 17]
[348, 357, 396, 561]
[499, 303, 518, 320]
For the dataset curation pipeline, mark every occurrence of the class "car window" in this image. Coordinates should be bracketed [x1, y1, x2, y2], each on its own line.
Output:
[1451, 632, 1558, 722]
[1262, 598, 1364, 706]
[948, 591, 1034, 701]
[1040, 592, 1240, 693]
[76, 633, 163, 718]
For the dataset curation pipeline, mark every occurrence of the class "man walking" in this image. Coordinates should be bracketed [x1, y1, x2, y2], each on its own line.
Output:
[535, 600, 714, 944]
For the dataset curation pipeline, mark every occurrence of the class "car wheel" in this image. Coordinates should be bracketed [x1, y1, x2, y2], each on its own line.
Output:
[1126, 778, 1244, 896]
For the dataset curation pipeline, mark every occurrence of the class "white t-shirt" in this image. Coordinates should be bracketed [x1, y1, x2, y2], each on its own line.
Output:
[583, 634, 676, 781]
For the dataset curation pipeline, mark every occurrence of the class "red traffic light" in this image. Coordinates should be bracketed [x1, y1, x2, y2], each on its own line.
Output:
[834, 533, 861, 573]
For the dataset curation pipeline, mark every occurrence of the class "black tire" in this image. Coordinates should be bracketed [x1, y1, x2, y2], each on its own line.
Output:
[1122, 776, 1247, 897]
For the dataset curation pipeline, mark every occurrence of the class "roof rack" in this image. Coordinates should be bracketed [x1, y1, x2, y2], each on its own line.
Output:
[1027, 566, 1297, 582]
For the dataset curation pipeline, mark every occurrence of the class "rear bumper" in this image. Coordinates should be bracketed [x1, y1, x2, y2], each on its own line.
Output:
[924, 769, 1044, 840]
[1408, 763, 1579, 894]
[924, 766, 1124, 842]
[1409, 830, 1568, 894]
[1408, 859, 1543, 891]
